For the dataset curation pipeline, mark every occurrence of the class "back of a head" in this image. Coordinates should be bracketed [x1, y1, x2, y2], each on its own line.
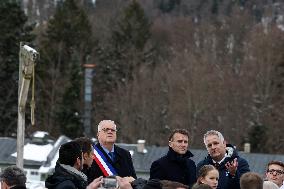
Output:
[263, 181, 279, 189]
[58, 141, 82, 166]
[192, 184, 212, 189]
[240, 172, 263, 189]
[142, 179, 163, 189]
[160, 180, 188, 189]
[0, 166, 27, 187]
[74, 137, 93, 154]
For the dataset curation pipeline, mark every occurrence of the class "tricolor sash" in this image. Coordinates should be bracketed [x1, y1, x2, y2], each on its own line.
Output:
[93, 145, 117, 176]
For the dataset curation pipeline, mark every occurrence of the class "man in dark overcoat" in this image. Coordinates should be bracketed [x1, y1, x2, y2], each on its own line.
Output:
[45, 141, 102, 189]
[150, 129, 196, 187]
[86, 120, 136, 183]
[197, 130, 250, 189]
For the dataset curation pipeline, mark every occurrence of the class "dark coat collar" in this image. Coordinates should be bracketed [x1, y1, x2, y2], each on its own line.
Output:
[10, 186, 27, 189]
[167, 146, 194, 161]
[205, 144, 239, 167]
[45, 163, 87, 189]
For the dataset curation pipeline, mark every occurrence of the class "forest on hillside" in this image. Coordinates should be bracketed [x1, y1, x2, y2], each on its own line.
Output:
[0, 0, 283, 154]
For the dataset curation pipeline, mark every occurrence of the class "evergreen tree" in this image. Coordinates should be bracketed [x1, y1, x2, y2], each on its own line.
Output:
[38, 0, 92, 137]
[56, 53, 83, 138]
[248, 124, 267, 153]
[0, 0, 34, 136]
[94, 0, 154, 119]
[211, 0, 219, 14]
[111, 0, 152, 79]
[96, 0, 152, 89]
[159, 0, 181, 13]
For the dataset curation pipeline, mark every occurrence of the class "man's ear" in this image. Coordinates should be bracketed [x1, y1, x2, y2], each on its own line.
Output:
[83, 152, 87, 160]
[74, 157, 81, 169]
[169, 141, 172, 148]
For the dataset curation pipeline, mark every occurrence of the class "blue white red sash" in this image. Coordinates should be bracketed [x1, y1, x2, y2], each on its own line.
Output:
[93, 145, 117, 176]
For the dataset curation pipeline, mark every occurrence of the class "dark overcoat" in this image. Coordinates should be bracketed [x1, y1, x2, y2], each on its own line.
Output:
[150, 147, 197, 187]
[86, 143, 137, 183]
[10, 186, 27, 189]
[197, 144, 250, 189]
[45, 163, 88, 189]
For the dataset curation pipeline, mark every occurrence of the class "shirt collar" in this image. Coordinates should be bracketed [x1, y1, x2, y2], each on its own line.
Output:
[101, 144, 114, 154]
[212, 156, 226, 164]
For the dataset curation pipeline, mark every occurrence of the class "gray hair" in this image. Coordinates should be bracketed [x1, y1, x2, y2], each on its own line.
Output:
[0, 166, 26, 186]
[97, 120, 117, 132]
[203, 130, 224, 146]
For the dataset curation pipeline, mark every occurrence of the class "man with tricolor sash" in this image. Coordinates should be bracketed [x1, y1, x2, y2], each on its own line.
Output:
[86, 120, 137, 183]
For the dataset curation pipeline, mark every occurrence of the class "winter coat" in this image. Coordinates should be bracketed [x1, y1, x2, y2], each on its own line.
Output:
[197, 144, 250, 189]
[150, 147, 197, 187]
[85, 143, 137, 183]
[45, 163, 88, 189]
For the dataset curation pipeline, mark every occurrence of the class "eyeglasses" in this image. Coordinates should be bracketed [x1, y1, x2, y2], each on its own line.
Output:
[101, 128, 117, 133]
[267, 169, 284, 175]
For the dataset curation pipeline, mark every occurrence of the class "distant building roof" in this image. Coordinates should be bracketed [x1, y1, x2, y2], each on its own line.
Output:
[0, 137, 42, 167]
[0, 133, 69, 168]
[11, 143, 53, 162]
[0, 137, 18, 165]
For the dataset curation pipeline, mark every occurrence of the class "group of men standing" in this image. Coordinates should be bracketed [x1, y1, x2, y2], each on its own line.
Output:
[43, 119, 284, 189]
[1, 120, 282, 189]
[150, 129, 250, 189]
[150, 129, 284, 189]
[45, 120, 136, 189]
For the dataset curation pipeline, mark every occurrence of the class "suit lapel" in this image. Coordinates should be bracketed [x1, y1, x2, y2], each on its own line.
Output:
[97, 143, 117, 165]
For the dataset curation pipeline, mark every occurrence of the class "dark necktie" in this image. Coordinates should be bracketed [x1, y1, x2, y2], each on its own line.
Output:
[214, 162, 220, 169]
[108, 152, 114, 161]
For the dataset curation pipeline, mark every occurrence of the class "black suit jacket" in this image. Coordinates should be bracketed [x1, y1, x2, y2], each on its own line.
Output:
[86, 143, 137, 183]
